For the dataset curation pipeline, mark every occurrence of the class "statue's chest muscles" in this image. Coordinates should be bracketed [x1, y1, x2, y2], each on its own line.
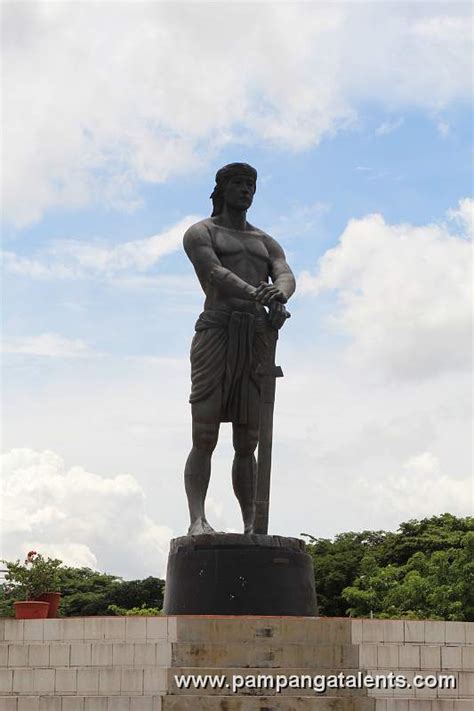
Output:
[212, 229, 269, 273]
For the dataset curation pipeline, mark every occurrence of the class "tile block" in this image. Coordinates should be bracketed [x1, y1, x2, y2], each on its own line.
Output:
[0, 646, 7, 667]
[361, 620, 385, 643]
[134, 643, 156, 666]
[91, 643, 112, 667]
[12, 668, 34, 693]
[166, 617, 177, 641]
[131, 699, 154, 711]
[70, 643, 92, 667]
[106, 698, 130, 711]
[445, 623, 466, 645]
[441, 647, 462, 670]
[462, 645, 474, 671]
[399, 645, 421, 669]
[420, 646, 441, 670]
[112, 643, 134, 666]
[430, 703, 454, 711]
[17, 699, 40, 711]
[63, 619, 85, 641]
[458, 671, 474, 696]
[49, 642, 70, 667]
[84, 619, 106, 641]
[83, 699, 108, 711]
[55, 668, 77, 693]
[23, 622, 43, 643]
[351, 620, 363, 644]
[425, 622, 446, 645]
[8, 644, 28, 667]
[43, 620, 64, 642]
[125, 618, 146, 640]
[4, 621, 24, 642]
[39, 698, 61, 711]
[104, 618, 125, 641]
[360, 645, 378, 668]
[77, 668, 99, 694]
[33, 668, 55, 693]
[144, 668, 167, 693]
[385, 702, 409, 711]
[378, 645, 399, 668]
[405, 622, 425, 644]
[28, 643, 50, 667]
[121, 668, 144, 694]
[146, 618, 167, 641]
[0, 669, 13, 693]
[62, 699, 85, 711]
[98, 668, 121, 694]
[155, 643, 171, 667]
[384, 622, 405, 643]
[0, 697, 17, 711]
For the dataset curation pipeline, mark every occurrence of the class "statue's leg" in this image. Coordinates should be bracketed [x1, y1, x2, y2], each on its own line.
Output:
[185, 397, 220, 535]
[232, 423, 259, 535]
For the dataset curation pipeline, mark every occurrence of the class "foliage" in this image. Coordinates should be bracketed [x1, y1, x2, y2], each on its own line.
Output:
[57, 567, 165, 617]
[1, 551, 63, 601]
[304, 514, 473, 621]
[107, 604, 163, 616]
[302, 530, 386, 617]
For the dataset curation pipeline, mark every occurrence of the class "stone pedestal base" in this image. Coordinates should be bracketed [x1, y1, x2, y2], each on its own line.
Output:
[163, 533, 318, 616]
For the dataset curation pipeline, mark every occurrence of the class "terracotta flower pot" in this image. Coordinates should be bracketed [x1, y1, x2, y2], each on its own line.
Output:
[14, 601, 50, 619]
[37, 592, 61, 618]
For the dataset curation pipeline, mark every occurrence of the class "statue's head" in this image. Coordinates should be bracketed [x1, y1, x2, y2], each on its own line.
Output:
[210, 162, 257, 217]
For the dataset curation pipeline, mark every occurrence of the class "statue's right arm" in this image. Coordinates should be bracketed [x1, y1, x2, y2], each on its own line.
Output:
[183, 225, 257, 300]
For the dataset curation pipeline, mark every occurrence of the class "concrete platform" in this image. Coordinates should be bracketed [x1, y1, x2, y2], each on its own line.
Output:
[0, 617, 472, 710]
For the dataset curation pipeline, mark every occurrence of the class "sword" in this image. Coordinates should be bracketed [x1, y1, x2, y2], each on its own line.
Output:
[253, 310, 289, 535]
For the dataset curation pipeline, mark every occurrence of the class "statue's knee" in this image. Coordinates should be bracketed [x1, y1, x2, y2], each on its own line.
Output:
[233, 427, 259, 456]
[193, 424, 219, 453]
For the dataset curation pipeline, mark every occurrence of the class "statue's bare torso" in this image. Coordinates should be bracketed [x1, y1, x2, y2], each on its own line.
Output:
[184, 217, 290, 317]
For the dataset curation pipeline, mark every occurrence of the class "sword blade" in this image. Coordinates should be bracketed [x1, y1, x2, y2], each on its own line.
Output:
[254, 327, 282, 535]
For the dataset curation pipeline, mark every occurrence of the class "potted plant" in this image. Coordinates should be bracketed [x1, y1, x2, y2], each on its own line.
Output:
[2, 551, 63, 619]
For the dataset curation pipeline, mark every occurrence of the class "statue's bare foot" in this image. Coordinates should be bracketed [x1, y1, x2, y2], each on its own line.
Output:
[187, 518, 216, 535]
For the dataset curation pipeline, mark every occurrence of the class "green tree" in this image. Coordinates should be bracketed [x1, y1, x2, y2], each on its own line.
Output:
[304, 514, 473, 620]
[57, 568, 165, 617]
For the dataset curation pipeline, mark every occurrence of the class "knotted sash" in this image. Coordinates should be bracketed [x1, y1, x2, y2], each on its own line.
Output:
[189, 309, 267, 424]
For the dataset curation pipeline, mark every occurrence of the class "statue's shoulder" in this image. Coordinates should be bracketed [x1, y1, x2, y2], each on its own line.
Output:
[248, 224, 282, 252]
[183, 218, 213, 250]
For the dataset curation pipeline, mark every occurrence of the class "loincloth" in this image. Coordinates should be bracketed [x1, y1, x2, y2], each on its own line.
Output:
[189, 309, 268, 424]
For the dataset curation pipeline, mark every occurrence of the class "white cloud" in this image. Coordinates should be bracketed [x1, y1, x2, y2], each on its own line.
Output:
[2, 215, 202, 282]
[54, 215, 202, 275]
[437, 120, 450, 137]
[375, 117, 404, 136]
[2, 3, 471, 225]
[299, 199, 473, 380]
[357, 451, 472, 520]
[2, 333, 98, 358]
[448, 197, 473, 238]
[269, 202, 330, 241]
[0, 449, 173, 578]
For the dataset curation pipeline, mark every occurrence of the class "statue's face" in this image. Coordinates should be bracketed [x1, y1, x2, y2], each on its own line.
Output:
[223, 174, 256, 211]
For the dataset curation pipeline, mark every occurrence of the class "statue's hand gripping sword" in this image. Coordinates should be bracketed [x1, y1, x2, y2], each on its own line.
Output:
[253, 310, 289, 535]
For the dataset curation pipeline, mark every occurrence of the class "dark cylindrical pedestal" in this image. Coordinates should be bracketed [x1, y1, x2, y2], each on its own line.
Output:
[163, 533, 317, 616]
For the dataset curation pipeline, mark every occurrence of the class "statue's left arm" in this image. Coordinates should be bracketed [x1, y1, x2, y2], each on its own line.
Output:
[255, 236, 296, 306]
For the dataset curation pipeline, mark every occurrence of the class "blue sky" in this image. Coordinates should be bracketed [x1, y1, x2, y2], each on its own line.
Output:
[1, 2, 472, 579]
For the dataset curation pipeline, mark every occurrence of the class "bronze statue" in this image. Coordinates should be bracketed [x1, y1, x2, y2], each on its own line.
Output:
[183, 163, 295, 535]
